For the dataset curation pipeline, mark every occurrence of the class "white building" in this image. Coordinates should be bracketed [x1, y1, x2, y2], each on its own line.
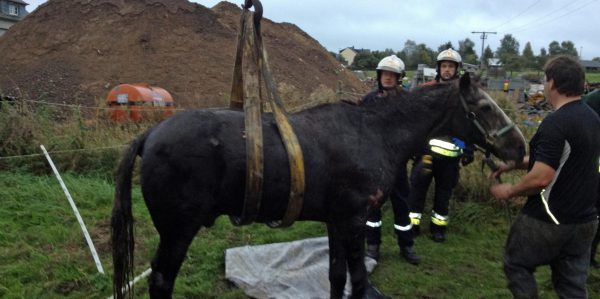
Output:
[0, 0, 29, 37]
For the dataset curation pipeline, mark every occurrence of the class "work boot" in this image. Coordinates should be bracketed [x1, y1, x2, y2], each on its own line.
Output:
[430, 231, 446, 243]
[430, 222, 447, 243]
[366, 244, 380, 261]
[365, 281, 391, 299]
[399, 246, 421, 265]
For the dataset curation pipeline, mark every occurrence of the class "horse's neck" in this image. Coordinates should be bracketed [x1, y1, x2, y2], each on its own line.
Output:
[375, 91, 452, 160]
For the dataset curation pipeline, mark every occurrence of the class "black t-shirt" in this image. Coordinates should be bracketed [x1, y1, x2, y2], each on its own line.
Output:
[522, 100, 600, 224]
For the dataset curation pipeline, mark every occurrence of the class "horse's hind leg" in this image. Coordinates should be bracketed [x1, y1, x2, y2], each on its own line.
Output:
[148, 233, 196, 298]
[148, 218, 204, 299]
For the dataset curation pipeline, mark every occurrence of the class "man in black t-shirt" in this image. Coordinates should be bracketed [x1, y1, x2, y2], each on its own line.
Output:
[489, 55, 600, 298]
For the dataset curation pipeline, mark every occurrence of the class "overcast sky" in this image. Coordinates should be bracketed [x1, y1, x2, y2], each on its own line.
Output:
[24, 0, 600, 60]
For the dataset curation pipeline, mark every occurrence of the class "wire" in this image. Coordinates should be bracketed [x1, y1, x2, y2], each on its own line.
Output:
[488, 0, 542, 31]
[501, 0, 596, 34]
[0, 145, 127, 160]
[511, 0, 598, 34]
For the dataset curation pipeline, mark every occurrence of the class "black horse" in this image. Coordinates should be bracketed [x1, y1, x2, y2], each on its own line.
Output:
[112, 74, 526, 299]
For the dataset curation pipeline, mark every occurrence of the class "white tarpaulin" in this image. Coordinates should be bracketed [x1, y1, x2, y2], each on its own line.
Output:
[225, 236, 379, 299]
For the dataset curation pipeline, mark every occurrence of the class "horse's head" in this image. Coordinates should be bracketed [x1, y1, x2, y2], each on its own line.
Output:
[446, 73, 526, 163]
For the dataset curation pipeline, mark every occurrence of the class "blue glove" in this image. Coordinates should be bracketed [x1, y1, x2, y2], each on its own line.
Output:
[452, 137, 466, 150]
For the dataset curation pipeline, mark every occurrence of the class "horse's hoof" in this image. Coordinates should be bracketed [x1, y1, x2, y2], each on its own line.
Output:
[364, 282, 391, 299]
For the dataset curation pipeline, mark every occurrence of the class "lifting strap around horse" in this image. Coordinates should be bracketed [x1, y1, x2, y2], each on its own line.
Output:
[228, 0, 305, 228]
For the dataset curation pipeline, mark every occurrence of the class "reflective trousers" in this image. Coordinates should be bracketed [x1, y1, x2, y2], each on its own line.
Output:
[408, 155, 460, 218]
[366, 167, 413, 247]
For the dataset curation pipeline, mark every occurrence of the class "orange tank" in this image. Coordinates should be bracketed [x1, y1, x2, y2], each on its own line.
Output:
[106, 83, 175, 122]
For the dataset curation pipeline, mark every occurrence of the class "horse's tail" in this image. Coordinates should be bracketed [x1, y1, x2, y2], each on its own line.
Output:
[111, 130, 150, 299]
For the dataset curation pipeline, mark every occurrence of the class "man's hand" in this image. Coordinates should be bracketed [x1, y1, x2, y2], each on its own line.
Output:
[490, 183, 513, 201]
[488, 161, 516, 181]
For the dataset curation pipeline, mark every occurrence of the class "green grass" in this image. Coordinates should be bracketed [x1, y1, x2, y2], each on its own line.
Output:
[586, 72, 600, 83]
[1, 171, 599, 298]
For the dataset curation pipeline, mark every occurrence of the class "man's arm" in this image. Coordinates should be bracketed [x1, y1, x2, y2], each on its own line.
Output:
[489, 161, 555, 201]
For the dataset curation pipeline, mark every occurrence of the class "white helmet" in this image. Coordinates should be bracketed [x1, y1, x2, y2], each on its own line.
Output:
[437, 48, 462, 64]
[376, 55, 405, 74]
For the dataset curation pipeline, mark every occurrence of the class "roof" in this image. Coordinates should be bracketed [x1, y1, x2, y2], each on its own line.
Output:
[581, 60, 600, 68]
[487, 58, 502, 66]
[339, 47, 357, 54]
[6, 0, 29, 5]
[0, 13, 21, 22]
[339, 46, 369, 54]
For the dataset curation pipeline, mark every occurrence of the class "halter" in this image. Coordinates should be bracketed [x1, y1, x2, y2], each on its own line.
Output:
[458, 92, 516, 152]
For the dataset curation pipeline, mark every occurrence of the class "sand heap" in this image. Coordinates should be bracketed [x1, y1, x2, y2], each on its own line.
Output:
[0, 0, 366, 109]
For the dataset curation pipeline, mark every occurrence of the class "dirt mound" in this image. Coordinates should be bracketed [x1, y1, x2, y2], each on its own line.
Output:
[0, 0, 366, 109]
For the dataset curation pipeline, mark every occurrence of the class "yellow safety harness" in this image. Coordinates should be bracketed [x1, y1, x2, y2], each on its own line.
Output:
[228, 0, 305, 228]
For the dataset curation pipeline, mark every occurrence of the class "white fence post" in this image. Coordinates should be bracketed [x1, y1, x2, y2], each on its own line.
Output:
[40, 144, 105, 274]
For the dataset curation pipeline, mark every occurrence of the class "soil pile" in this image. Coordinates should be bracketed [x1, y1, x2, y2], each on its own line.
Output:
[0, 0, 366, 109]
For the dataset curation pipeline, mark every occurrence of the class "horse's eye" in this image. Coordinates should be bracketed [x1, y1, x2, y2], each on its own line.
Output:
[478, 103, 492, 112]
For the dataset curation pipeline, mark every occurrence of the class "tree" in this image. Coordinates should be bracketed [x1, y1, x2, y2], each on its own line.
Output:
[548, 40, 578, 57]
[560, 41, 578, 57]
[438, 41, 454, 53]
[412, 43, 435, 68]
[522, 42, 535, 69]
[593, 57, 600, 62]
[351, 51, 379, 70]
[537, 47, 548, 69]
[458, 38, 479, 64]
[496, 34, 521, 71]
[548, 41, 561, 56]
[482, 45, 494, 66]
[372, 48, 395, 61]
[400, 40, 418, 69]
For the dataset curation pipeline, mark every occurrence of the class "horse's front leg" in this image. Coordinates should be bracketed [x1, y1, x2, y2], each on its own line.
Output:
[326, 216, 368, 299]
[326, 222, 348, 299]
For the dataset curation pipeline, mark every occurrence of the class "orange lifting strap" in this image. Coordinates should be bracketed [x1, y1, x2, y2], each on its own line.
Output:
[228, 0, 305, 228]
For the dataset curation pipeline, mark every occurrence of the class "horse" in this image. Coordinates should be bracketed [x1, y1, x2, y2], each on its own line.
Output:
[111, 73, 526, 299]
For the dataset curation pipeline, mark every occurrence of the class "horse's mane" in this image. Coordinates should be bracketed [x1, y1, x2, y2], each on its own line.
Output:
[296, 81, 465, 122]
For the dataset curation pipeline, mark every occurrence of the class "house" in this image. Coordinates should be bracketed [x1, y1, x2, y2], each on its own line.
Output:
[462, 62, 479, 74]
[487, 58, 502, 68]
[0, 0, 28, 37]
[339, 47, 358, 66]
[580, 60, 600, 72]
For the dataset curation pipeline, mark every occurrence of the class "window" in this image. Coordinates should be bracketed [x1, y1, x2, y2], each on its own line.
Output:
[8, 4, 19, 16]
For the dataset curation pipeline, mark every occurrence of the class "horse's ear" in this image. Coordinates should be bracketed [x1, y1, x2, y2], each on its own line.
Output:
[459, 72, 471, 91]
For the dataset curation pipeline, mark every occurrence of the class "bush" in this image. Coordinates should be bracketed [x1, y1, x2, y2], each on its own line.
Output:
[0, 98, 150, 177]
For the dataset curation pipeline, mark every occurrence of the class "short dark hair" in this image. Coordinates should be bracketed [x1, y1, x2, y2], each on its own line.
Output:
[543, 55, 585, 96]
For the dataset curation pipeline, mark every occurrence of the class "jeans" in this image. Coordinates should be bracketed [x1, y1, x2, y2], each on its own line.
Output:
[504, 213, 598, 299]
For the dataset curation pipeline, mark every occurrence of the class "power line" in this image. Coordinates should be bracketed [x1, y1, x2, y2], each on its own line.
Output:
[500, 0, 584, 33]
[488, 0, 542, 31]
[471, 31, 497, 68]
[508, 0, 598, 34]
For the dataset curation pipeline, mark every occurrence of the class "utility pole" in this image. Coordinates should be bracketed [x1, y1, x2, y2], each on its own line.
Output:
[472, 31, 497, 69]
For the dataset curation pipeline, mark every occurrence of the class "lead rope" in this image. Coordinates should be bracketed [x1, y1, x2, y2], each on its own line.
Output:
[480, 151, 513, 227]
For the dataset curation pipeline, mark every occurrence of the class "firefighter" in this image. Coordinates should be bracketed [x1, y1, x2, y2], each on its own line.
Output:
[363, 55, 420, 265]
[408, 48, 474, 243]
